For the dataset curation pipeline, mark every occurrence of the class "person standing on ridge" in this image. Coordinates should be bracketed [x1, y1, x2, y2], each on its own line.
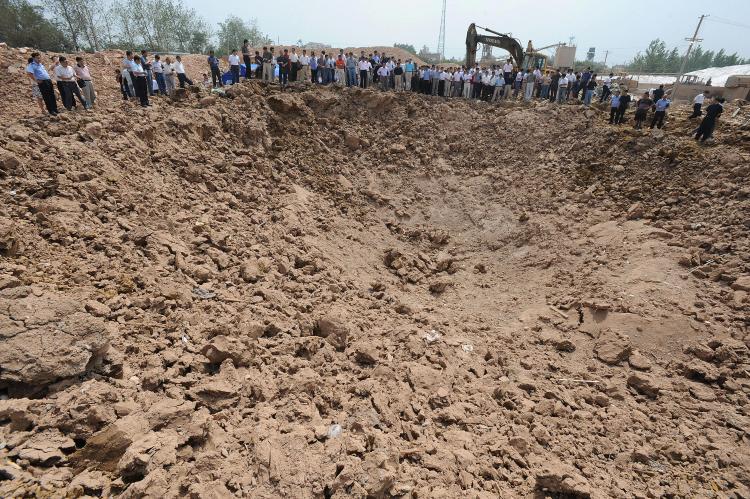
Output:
[600, 73, 613, 102]
[694, 97, 724, 142]
[277, 49, 291, 88]
[358, 56, 371, 88]
[208, 50, 223, 88]
[26, 52, 58, 116]
[262, 47, 273, 82]
[634, 92, 652, 129]
[129, 55, 150, 107]
[652, 84, 665, 103]
[140, 50, 155, 96]
[583, 74, 597, 106]
[228, 49, 241, 85]
[608, 90, 621, 124]
[174, 56, 193, 87]
[152, 55, 166, 94]
[299, 49, 311, 82]
[241, 39, 252, 80]
[689, 90, 709, 118]
[650, 95, 670, 129]
[615, 89, 631, 124]
[74, 56, 95, 108]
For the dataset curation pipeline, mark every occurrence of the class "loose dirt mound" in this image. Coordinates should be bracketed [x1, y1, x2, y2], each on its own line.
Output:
[0, 43, 749, 498]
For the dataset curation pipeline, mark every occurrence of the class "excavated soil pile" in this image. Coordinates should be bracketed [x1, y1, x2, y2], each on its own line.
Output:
[0, 44, 749, 498]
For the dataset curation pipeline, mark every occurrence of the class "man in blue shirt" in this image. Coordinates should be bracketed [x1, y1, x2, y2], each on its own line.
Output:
[421, 66, 431, 94]
[404, 59, 415, 91]
[650, 97, 670, 129]
[207, 51, 223, 88]
[608, 91, 620, 124]
[26, 52, 58, 116]
[140, 50, 154, 96]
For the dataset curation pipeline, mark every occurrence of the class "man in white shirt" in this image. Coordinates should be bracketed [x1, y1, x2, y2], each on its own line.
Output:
[129, 57, 150, 107]
[358, 57, 372, 89]
[174, 56, 193, 87]
[439, 69, 448, 97]
[377, 64, 389, 91]
[289, 48, 299, 81]
[689, 90, 710, 118]
[492, 72, 503, 101]
[452, 69, 463, 97]
[503, 69, 512, 100]
[299, 50, 311, 82]
[228, 49, 241, 84]
[599, 72, 613, 102]
[557, 74, 568, 103]
[463, 69, 473, 98]
[55, 56, 89, 110]
[151, 54, 165, 95]
[502, 59, 513, 81]
[565, 71, 575, 100]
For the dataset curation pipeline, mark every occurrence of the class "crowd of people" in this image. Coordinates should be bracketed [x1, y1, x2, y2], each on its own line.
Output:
[23, 45, 726, 141]
[24, 52, 96, 116]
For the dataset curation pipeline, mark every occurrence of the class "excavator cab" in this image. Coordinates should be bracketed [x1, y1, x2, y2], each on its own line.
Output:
[523, 53, 547, 71]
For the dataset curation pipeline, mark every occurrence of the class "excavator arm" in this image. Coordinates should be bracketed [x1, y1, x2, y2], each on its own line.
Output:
[465, 23, 524, 68]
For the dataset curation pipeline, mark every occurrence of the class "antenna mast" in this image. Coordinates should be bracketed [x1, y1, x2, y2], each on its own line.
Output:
[437, 0, 446, 63]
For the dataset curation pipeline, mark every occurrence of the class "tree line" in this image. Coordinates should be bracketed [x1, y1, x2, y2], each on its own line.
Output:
[0, 0, 272, 55]
[626, 39, 748, 73]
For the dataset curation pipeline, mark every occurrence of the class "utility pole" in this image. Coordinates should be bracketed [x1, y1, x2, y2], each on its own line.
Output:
[673, 14, 707, 101]
[603, 50, 609, 67]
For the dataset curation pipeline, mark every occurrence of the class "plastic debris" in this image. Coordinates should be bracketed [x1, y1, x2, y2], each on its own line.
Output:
[192, 287, 216, 299]
[423, 330, 442, 343]
[327, 424, 342, 438]
[461, 344, 474, 353]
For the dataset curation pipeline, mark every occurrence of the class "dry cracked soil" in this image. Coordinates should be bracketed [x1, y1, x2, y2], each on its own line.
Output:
[0, 44, 749, 498]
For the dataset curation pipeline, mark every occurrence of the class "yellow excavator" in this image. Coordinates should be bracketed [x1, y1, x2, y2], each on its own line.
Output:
[465, 23, 548, 70]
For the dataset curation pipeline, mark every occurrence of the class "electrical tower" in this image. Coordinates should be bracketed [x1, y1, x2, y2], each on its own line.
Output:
[437, 0, 446, 63]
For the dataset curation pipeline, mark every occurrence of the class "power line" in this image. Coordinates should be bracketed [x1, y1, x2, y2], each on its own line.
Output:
[705, 16, 750, 30]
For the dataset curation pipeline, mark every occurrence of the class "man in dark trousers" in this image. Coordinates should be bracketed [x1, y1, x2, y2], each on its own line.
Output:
[549, 70, 560, 102]
[695, 97, 724, 141]
[27, 52, 58, 116]
[615, 89, 631, 125]
[650, 96, 670, 129]
[207, 50, 223, 88]
[689, 90, 709, 118]
[277, 49, 290, 89]
[241, 39, 252, 80]
[652, 84, 665, 102]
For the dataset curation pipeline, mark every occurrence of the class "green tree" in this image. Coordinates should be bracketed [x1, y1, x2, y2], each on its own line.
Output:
[0, 0, 71, 51]
[627, 39, 748, 73]
[43, 0, 112, 51]
[393, 43, 416, 54]
[111, 0, 210, 52]
[216, 15, 271, 56]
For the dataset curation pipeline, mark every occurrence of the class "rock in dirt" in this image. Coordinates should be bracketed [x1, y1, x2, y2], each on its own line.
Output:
[84, 122, 103, 138]
[315, 311, 350, 351]
[200, 334, 253, 366]
[0, 292, 110, 394]
[626, 202, 645, 220]
[627, 373, 660, 398]
[731, 275, 750, 292]
[594, 329, 632, 365]
[535, 461, 592, 497]
[0, 148, 20, 173]
[198, 96, 216, 108]
[628, 350, 652, 371]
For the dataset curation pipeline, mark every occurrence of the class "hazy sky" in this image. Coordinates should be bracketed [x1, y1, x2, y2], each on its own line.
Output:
[184, 0, 750, 65]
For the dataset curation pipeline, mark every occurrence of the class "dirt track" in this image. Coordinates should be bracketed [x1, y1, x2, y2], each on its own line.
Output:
[0, 43, 749, 498]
